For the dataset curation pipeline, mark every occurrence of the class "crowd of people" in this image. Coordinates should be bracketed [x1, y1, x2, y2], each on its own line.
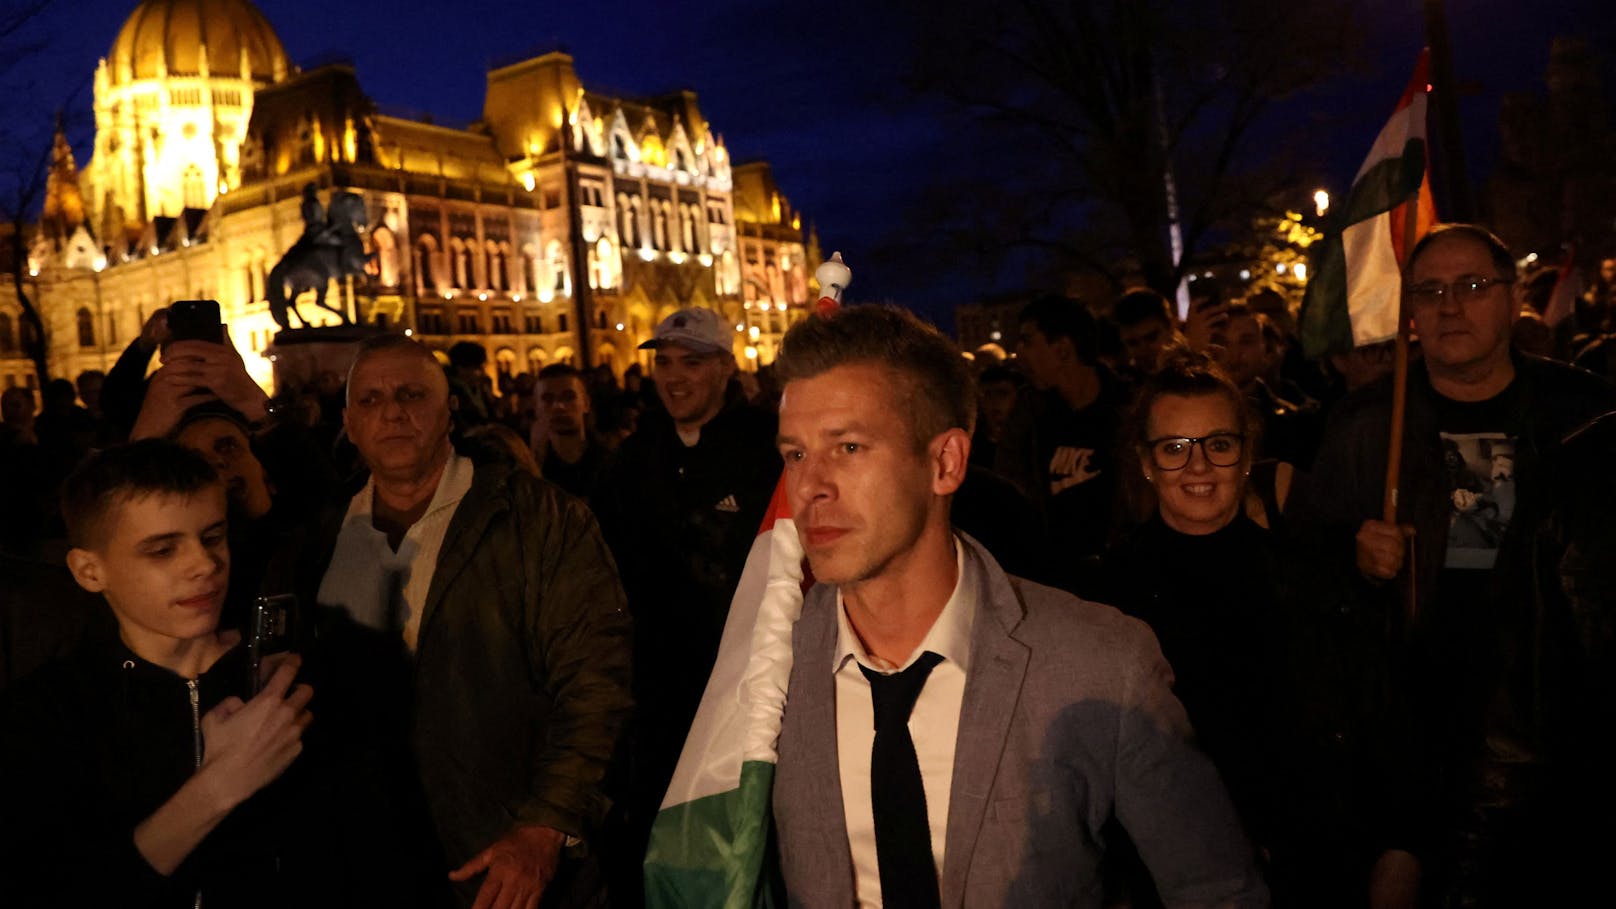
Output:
[0, 221, 1613, 908]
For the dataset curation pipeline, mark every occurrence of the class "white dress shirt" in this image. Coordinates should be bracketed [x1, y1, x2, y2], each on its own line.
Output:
[834, 539, 977, 908]
[316, 452, 475, 651]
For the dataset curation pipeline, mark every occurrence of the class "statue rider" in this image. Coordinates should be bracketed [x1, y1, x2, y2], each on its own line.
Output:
[300, 183, 328, 245]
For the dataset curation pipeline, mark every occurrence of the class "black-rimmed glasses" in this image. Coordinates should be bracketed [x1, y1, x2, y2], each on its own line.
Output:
[1145, 433, 1246, 471]
[1405, 275, 1512, 307]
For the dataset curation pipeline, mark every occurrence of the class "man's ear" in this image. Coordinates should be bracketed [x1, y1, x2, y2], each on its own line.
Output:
[931, 427, 972, 496]
[65, 548, 108, 594]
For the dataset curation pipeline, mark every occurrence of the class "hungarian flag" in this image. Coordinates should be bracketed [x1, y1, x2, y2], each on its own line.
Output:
[1541, 246, 1584, 328]
[644, 254, 850, 908]
[1299, 50, 1438, 358]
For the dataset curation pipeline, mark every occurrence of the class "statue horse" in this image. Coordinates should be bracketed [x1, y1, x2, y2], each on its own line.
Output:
[266, 191, 374, 330]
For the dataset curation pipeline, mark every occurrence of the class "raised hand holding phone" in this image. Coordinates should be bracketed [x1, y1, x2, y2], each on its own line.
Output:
[1182, 294, 1230, 350]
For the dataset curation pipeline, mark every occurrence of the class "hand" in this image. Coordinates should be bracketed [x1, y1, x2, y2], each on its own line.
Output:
[163, 332, 270, 423]
[195, 657, 313, 812]
[130, 364, 216, 440]
[1369, 849, 1421, 909]
[1182, 297, 1229, 350]
[449, 824, 566, 909]
[139, 308, 171, 353]
[1356, 519, 1413, 581]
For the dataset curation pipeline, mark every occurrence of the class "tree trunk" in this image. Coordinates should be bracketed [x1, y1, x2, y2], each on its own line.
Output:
[8, 227, 50, 387]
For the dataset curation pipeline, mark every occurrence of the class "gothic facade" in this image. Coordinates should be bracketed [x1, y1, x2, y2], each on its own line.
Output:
[1, 0, 817, 394]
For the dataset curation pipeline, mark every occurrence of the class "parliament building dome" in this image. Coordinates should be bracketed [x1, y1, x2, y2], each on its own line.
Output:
[108, 0, 288, 84]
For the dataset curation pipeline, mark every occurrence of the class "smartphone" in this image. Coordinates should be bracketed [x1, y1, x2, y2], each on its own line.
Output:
[168, 299, 223, 344]
[248, 594, 299, 695]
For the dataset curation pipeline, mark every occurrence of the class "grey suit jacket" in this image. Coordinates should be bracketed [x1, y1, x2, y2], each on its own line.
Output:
[773, 536, 1268, 908]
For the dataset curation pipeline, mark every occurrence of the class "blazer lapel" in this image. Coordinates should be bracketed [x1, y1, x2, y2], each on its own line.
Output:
[940, 542, 1030, 908]
[793, 586, 855, 886]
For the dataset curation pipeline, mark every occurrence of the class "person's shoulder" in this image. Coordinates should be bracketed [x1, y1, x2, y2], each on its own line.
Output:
[1329, 372, 1398, 423]
[1521, 353, 1616, 402]
[485, 461, 591, 521]
[1, 641, 106, 729]
[710, 400, 779, 443]
[1004, 573, 1157, 660]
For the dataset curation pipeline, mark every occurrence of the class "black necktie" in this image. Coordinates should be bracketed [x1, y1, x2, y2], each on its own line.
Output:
[860, 651, 944, 909]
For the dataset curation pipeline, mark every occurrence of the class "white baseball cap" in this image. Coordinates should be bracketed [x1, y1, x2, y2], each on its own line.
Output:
[638, 308, 731, 355]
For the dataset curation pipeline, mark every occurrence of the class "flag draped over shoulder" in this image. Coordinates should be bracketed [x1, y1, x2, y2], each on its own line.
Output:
[642, 484, 802, 909]
[1300, 50, 1439, 358]
[644, 253, 851, 909]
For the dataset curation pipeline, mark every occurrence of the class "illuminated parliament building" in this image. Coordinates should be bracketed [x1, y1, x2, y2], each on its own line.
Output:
[2, 0, 819, 392]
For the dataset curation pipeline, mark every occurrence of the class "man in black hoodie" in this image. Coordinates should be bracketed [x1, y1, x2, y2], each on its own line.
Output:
[0, 443, 325, 905]
[591, 307, 782, 902]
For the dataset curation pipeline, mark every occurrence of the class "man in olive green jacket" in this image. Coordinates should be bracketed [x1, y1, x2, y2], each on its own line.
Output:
[317, 335, 632, 909]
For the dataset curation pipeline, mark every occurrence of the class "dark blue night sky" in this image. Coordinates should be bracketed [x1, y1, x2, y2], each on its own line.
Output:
[6, 0, 1613, 327]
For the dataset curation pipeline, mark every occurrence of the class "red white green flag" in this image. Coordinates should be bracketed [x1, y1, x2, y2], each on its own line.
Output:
[1300, 51, 1439, 358]
[643, 254, 851, 909]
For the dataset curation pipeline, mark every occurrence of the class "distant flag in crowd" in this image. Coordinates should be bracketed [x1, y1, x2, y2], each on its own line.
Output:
[1542, 246, 1584, 328]
[642, 253, 851, 909]
[1299, 50, 1439, 358]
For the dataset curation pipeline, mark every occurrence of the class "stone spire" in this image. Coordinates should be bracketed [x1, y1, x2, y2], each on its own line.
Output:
[42, 118, 87, 247]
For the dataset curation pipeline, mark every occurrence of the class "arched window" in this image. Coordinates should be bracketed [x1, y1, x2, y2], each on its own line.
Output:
[682, 205, 698, 253]
[592, 236, 615, 290]
[415, 235, 439, 294]
[547, 241, 568, 295]
[372, 227, 399, 288]
[527, 347, 547, 373]
[618, 195, 637, 248]
[76, 308, 96, 348]
[182, 165, 205, 209]
[651, 200, 667, 250]
[248, 247, 265, 300]
[487, 241, 504, 292]
[451, 237, 469, 290]
[0, 313, 14, 352]
[495, 348, 518, 376]
[718, 249, 739, 296]
[523, 243, 543, 295]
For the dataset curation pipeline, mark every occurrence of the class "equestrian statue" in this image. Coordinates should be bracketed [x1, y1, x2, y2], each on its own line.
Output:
[266, 184, 373, 330]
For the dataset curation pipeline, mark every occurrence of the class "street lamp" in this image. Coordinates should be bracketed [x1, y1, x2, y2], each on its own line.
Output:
[1314, 189, 1330, 217]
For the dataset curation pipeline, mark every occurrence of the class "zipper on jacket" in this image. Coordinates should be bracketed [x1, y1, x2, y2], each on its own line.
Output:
[187, 679, 203, 909]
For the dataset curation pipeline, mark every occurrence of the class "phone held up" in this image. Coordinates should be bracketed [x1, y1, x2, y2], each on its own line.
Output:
[167, 299, 224, 345]
[248, 594, 299, 696]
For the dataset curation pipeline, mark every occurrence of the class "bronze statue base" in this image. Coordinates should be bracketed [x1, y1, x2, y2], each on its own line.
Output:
[265, 324, 388, 394]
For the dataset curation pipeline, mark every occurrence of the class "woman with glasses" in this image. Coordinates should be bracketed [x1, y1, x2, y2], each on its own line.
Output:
[1092, 347, 1296, 905]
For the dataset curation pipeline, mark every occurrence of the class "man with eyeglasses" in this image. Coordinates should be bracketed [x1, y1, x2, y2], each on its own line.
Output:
[1289, 223, 1615, 907]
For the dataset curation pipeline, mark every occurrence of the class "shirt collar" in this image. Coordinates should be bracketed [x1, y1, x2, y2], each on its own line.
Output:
[834, 536, 977, 676]
[347, 449, 476, 527]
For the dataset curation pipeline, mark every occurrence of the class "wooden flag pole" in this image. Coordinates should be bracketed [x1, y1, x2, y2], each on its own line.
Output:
[1383, 191, 1422, 630]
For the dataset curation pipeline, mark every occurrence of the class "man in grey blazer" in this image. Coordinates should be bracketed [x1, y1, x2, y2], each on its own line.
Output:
[770, 305, 1267, 908]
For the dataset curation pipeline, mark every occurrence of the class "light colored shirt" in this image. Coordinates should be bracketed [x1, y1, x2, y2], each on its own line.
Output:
[834, 539, 977, 908]
[316, 452, 475, 651]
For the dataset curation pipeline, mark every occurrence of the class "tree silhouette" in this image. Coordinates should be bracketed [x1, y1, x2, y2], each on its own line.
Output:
[896, 0, 1357, 299]
[0, 0, 61, 387]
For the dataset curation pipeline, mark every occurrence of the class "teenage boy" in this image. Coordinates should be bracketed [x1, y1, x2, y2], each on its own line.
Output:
[0, 441, 367, 907]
